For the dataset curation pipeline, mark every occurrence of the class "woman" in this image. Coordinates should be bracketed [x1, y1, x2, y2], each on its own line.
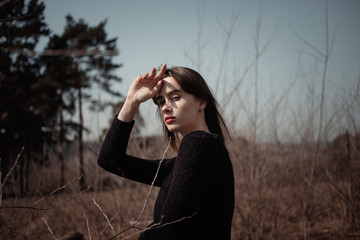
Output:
[97, 64, 234, 240]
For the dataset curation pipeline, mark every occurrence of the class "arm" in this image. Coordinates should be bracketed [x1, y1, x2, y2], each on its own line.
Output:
[98, 64, 168, 185]
[97, 116, 171, 186]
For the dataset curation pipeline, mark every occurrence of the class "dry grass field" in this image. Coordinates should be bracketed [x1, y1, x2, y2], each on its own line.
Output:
[1, 132, 359, 240]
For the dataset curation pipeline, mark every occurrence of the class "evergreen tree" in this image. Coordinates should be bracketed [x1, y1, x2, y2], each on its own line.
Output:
[0, 0, 49, 195]
[1, 2, 121, 193]
[43, 15, 121, 189]
[41, 34, 77, 186]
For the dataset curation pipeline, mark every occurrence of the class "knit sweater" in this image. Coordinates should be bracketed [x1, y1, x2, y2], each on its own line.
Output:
[97, 117, 235, 240]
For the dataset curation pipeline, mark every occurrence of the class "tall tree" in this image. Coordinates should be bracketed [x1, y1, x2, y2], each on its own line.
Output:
[43, 15, 121, 189]
[41, 34, 77, 186]
[0, 0, 49, 195]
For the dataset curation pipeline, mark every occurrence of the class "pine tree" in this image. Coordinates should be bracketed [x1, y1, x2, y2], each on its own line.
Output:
[0, 0, 49, 195]
[43, 15, 121, 189]
[1, 2, 121, 193]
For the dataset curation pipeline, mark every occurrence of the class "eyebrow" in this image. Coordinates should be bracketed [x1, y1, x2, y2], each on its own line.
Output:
[155, 89, 182, 102]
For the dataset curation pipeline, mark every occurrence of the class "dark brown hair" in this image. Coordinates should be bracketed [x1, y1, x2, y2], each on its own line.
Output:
[153, 66, 230, 152]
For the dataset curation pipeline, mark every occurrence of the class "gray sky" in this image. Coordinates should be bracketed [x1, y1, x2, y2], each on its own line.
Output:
[43, 0, 360, 142]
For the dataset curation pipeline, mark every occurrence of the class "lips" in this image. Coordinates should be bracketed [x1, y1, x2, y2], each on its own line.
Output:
[164, 116, 176, 124]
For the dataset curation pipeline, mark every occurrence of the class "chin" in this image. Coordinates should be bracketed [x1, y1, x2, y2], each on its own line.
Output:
[166, 125, 180, 133]
[166, 127, 176, 133]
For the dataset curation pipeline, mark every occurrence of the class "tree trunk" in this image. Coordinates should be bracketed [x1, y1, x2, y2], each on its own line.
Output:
[19, 149, 26, 196]
[58, 89, 65, 186]
[77, 81, 85, 190]
[25, 143, 30, 193]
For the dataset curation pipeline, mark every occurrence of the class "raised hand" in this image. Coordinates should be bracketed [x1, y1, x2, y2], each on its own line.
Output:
[118, 64, 167, 122]
[127, 64, 167, 104]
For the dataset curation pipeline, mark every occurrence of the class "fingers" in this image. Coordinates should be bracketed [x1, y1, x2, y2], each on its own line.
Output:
[140, 67, 156, 81]
[137, 64, 166, 83]
[142, 72, 149, 79]
[155, 64, 167, 80]
[135, 74, 142, 83]
[149, 79, 164, 97]
[149, 67, 157, 79]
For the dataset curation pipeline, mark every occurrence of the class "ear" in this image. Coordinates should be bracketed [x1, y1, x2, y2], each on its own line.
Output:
[199, 99, 207, 111]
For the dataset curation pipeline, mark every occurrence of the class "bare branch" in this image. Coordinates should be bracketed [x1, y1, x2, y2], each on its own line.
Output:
[222, 58, 255, 106]
[135, 138, 171, 224]
[0, 13, 32, 22]
[3, 48, 119, 57]
[325, 169, 356, 209]
[42, 217, 57, 240]
[118, 212, 197, 240]
[31, 175, 83, 208]
[109, 138, 171, 239]
[89, 195, 115, 235]
[289, 23, 326, 59]
[0, 147, 24, 190]
[214, 5, 241, 95]
[99, 212, 121, 236]
[83, 209, 92, 240]
[0, 185, 91, 211]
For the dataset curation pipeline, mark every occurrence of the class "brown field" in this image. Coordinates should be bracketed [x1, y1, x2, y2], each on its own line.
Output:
[1, 133, 359, 240]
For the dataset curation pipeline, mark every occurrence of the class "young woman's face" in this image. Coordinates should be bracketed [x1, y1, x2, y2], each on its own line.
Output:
[155, 76, 208, 136]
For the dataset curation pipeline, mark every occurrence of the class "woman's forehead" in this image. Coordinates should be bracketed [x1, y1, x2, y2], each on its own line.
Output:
[158, 77, 183, 96]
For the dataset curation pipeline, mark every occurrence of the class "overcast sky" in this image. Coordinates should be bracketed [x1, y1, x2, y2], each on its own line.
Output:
[42, 0, 360, 141]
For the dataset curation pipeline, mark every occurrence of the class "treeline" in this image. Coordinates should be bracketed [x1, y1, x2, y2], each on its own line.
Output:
[0, 0, 122, 195]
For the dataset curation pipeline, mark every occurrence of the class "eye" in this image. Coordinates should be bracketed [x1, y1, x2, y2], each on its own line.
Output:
[158, 100, 165, 106]
[156, 97, 165, 106]
[172, 96, 180, 101]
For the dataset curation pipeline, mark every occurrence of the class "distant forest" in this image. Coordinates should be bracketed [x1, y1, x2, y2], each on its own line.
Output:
[0, 0, 122, 194]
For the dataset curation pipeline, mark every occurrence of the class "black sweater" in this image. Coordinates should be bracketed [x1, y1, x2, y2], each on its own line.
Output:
[97, 117, 235, 240]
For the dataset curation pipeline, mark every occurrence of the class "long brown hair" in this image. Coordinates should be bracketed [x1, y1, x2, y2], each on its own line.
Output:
[153, 66, 230, 152]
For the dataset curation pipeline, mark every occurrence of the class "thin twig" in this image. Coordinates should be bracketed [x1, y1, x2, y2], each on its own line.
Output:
[100, 212, 120, 236]
[289, 23, 326, 59]
[0, 147, 24, 190]
[3, 48, 119, 57]
[0, 147, 23, 206]
[121, 177, 126, 231]
[134, 138, 171, 224]
[325, 170, 356, 208]
[31, 175, 83, 207]
[0, 13, 32, 22]
[214, 5, 241, 96]
[83, 209, 92, 240]
[42, 217, 57, 240]
[0, 185, 91, 210]
[109, 138, 171, 239]
[118, 212, 197, 240]
[89, 195, 115, 235]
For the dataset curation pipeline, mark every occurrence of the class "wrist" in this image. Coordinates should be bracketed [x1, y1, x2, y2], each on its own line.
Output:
[117, 98, 140, 122]
[124, 97, 140, 109]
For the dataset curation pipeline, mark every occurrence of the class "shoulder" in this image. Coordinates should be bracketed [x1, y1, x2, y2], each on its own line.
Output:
[177, 130, 223, 158]
[181, 131, 219, 147]
[175, 131, 230, 176]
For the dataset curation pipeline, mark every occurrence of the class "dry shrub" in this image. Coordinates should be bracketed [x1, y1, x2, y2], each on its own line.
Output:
[230, 132, 360, 240]
[0, 135, 165, 240]
[1, 132, 359, 239]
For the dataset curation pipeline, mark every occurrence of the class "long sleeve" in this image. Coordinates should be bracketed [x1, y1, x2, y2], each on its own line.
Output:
[140, 131, 235, 240]
[97, 116, 172, 186]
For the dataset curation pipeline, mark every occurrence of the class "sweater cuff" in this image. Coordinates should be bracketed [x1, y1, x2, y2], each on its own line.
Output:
[107, 115, 135, 138]
[112, 114, 135, 127]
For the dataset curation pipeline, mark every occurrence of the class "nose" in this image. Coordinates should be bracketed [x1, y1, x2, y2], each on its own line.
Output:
[161, 100, 172, 114]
